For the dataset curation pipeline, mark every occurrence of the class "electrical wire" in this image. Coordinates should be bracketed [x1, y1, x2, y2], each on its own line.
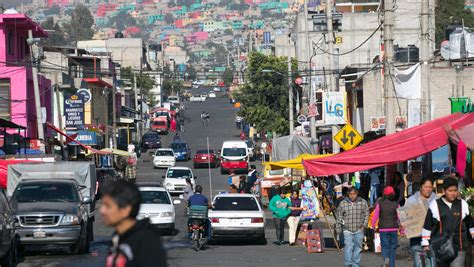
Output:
[312, 23, 383, 56]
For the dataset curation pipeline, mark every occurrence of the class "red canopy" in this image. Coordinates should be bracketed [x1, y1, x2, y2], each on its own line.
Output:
[303, 113, 474, 176]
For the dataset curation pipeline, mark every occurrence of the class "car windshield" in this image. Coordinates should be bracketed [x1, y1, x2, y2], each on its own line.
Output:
[213, 197, 259, 211]
[222, 148, 246, 157]
[140, 191, 171, 204]
[143, 133, 160, 140]
[196, 149, 214, 154]
[12, 182, 80, 203]
[153, 121, 166, 126]
[166, 169, 192, 178]
[170, 143, 187, 150]
[156, 150, 174, 156]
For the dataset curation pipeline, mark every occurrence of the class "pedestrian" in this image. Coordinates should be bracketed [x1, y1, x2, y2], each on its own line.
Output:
[422, 177, 472, 267]
[369, 169, 380, 207]
[392, 171, 406, 205]
[240, 131, 246, 141]
[125, 156, 137, 183]
[205, 112, 210, 126]
[247, 165, 258, 190]
[179, 116, 185, 132]
[406, 177, 436, 267]
[269, 188, 291, 246]
[200, 112, 206, 126]
[227, 171, 236, 186]
[229, 184, 238, 193]
[336, 187, 369, 267]
[101, 180, 167, 267]
[183, 178, 194, 203]
[170, 117, 177, 132]
[371, 186, 401, 267]
[287, 189, 303, 246]
[238, 175, 248, 193]
[235, 115, 242, 129]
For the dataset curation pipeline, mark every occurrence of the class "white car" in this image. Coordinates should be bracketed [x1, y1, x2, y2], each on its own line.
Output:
[208, 92, 216, 98]
[190, 94, 205, 102]
[136, 183, 181, 232]
[208, 193, 265, 242]
[153, 148, 176, 168]
[213, 87, 221, 92]
[162, 166, 196, 194]
[245, 140, 255, 161]
[167, 96, 180, 105]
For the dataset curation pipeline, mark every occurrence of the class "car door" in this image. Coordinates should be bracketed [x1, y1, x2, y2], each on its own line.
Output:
[0, 190, 13, 256]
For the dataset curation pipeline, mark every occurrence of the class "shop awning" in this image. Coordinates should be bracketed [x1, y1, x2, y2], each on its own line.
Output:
[0, 118, 26, 129]
[83, 78, 113, 88]
[264, 154, 332, 170]
[448, 123, 474, 150]
[99, 148, 132, 157]
[303, 113, 474, 176]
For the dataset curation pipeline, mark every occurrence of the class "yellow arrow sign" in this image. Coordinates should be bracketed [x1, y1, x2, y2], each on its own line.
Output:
[334, 123, 363, 150]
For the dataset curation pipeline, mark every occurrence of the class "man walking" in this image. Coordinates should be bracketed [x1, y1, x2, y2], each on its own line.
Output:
[269, 188, 291, 245]
[336, 187, 369, 267]
[101, 180, 167, 267]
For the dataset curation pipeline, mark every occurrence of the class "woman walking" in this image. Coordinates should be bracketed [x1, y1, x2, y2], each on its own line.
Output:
[287, 190, 303, 245]
[371, 186, 400, 267]
[183, 178, 194, 203]
[170, 118, 177, 132]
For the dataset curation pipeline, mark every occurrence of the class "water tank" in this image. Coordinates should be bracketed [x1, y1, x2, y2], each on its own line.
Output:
[115, 32, 124, 38]
[395, 45, 419, 63]
[445, 24, 461, 41]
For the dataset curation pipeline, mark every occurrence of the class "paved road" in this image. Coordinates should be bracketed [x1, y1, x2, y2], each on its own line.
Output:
[18, 92, 411, 266]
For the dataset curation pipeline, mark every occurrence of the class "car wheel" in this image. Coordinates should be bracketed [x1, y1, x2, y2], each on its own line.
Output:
[220, 167, 226, 175]
[0, 239, 17, 267]
[257, 235, 267, 245]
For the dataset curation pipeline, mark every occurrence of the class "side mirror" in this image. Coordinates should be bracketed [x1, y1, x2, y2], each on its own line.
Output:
[217, 149, 221, 154]
[173, 199, 182, 205]
[82, 196, 92, 204]
[178, 194, 184, 199]
[194, 176, 197, 179]
[162, 175, 165, 178]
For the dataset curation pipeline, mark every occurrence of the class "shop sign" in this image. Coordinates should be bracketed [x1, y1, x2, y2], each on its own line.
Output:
[76, 89, 92, 104]
[308, 103, 319, 118]
[323, 92, 346, 125]
[64, 93, 85, 127]
[334, 123, 363, 151]
[370, 116, 386, 131]
[297, 115, 307, 124]
[67, 130, 98, 146]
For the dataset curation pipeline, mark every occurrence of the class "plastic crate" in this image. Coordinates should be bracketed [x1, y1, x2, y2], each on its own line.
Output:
[187, 206, 208, 219]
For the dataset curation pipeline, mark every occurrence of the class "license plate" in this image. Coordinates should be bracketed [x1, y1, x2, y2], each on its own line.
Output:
[33, 231, 47, 238]
[201, 157, 207, 159]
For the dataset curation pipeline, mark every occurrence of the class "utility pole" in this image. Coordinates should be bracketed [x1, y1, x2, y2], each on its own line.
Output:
[384, 0, 396, 135]
[326, 0, 335, 91]
[139, 59, 144, 139]
[301, 0, 310, 116]
[288, 33, 294, 133]
[134, 72, 140, 139]
[420, 0, 431, 122]
[28, 30, 45, 152]
[112, 83, 117, 149]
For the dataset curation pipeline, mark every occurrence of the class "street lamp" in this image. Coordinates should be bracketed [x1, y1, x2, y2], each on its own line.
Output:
[261, 69, 294, 133]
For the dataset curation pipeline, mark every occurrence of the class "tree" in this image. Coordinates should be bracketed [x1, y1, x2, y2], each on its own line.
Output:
[41, 17, 66, 46]
[222, 68, 234, 86]
[187, 65, 197, 80]
[164, 13, 175, 25]
[64, 4, 94, 45]
[234, 52, 298, 134]
[120, 67, 156, 105]
[224, 28, 233, 35]
[435, 0, 474, 46]
[109, 10, 137, 31]
[162, 79, 182, 96]
[43, 5, 60, 16]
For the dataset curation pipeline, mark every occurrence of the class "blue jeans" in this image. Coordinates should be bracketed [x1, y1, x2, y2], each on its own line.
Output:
[370, 184, 378, 206]
[380, 231, 398, 267]
[343, 230, 364, 267]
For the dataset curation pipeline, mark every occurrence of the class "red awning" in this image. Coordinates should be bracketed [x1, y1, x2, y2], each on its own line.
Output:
[83, 78, 113, 88]
[448, 123, 474, 151]
[302, 113, 474, 176]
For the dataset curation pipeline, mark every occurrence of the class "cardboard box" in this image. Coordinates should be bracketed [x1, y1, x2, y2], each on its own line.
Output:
[307, 244, 323, 253]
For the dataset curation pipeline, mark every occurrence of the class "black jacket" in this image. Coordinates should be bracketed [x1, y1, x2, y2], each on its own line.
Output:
[106, 219, 168, 267]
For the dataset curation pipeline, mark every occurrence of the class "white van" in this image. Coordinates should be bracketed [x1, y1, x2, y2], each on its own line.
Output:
[167, 96, 180, 105]
[220, 140, 249, 174]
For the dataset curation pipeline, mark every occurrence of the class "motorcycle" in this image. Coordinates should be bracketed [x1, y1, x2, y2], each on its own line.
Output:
[187, 206, 208, 251]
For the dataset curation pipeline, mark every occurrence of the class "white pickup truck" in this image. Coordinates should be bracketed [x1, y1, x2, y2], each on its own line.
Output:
[190, 94, 206, 102]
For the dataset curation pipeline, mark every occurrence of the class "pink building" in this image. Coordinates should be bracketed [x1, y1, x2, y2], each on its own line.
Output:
[0, 13, 52, 140]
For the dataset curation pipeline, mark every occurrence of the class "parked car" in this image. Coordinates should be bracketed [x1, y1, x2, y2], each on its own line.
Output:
[136, 183, 181, 234]
[8, 162, 96, 255]
[141, 132, 162, 151]
[190, 94, 206, 102]
[193, 149, 220, 168]
[167, 96, 180, 105]
[208, 193, 265, 243]
[0, 189, 18, 266]
[162, 167, 196, 194]
[151, 117, 169, 134]
[208, 92, 216, 98]
[169, 141, 191, 161]
[213, 87, 221, 92]
[153, 148, 176, 168]
[245, 140, 256, 161]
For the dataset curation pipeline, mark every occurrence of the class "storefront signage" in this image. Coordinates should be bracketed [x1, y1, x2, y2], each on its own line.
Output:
[370, 116, 386, 131]
[66, 130, 98, 146]
[64, 93, 85, 127]
[76, 89, 92, 104]
[334, 123, 363, 151]
[323, 92, 346, 125]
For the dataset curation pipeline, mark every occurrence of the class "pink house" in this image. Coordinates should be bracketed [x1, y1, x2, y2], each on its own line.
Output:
[0, 13, 52, 140]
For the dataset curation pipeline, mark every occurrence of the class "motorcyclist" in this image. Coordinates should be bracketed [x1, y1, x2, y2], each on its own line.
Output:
[187, 185, 210, 237]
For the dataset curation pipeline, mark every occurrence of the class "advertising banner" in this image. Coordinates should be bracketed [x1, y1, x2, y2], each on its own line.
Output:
[300, 180, 320, 220]
[323, 92, 346, 125]
[64, 93, 85, 128]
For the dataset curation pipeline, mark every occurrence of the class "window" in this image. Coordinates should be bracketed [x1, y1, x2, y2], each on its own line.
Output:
[7, 31, 13, 55]
[0, 79, 11, 120]
[213, 197, 259, 211]
[0, 191, 10, 213]
[155, 150, 174, 156]
[166, 169, 192, 178]
[12, 182, 80, 203]
[140, 191, 171, 204]
[222, 148, 246, 157]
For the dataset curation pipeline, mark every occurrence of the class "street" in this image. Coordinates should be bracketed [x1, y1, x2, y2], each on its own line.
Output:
[17, 94, 411, 267]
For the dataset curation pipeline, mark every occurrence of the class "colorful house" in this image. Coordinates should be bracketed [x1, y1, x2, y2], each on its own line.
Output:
[0, 12, 52, 141]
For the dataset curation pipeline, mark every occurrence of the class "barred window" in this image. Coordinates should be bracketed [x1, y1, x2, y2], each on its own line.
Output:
[0, 79, 11, 120]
